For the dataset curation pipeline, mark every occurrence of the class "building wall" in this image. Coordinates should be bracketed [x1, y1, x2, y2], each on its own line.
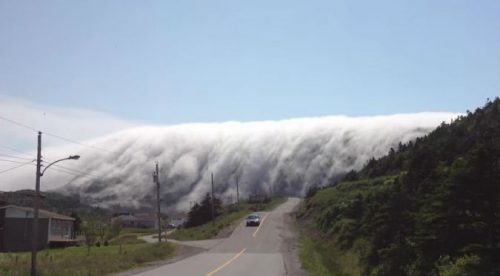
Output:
[6, 207, 34, 218]
[2, 217, 49, 252]
[0, 209, 5, 251]
[49, 219, 73, 239]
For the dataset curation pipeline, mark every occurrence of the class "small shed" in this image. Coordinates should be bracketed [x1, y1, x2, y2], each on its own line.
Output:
[0, 205, 76, 252]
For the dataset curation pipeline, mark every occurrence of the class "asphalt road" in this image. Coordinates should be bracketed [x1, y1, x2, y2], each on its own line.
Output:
[133, 197, 304, 276]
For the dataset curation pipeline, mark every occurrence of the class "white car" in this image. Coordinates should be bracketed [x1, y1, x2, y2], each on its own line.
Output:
[246, 214, 261, 227]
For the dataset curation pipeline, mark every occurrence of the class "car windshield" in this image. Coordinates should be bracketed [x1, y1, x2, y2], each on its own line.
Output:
[247, 215, 259, 219]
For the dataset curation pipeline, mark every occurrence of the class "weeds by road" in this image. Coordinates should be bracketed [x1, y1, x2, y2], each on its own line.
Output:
[0, 242, 175, 275]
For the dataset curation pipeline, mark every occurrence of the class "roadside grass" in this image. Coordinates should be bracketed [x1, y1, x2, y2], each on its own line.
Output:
[298, 233, 331, 276]
[262, 197, 287, 211]
[298, 231, 362, 276]
[0, 242, 176, 276]
[109, 233, 146, 245]
[121, 227, 157, 236]
[169, 197, 287, 241]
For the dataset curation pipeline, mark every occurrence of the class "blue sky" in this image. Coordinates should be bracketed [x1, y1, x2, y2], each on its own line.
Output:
[1, 0, 499, 124]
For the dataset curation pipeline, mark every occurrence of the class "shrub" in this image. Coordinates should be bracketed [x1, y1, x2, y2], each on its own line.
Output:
[436, 255, 481, 276]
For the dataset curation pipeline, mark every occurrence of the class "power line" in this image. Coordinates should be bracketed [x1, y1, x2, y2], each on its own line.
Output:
[0, 144, 36, 158]
[0, 144, 94, 176]
[43, 132, 112, 153]
[0, 115, 39, 132]
[44, 166, 97, 179]
[0, 160, 34, 174]
[0, 158, 32, 164]
[0, 156, 101, 179]
[0, 153, 34, 161]
[0, 115, 112, 154]
[0, 117, 114, 181]
[42, 161, 101, 178]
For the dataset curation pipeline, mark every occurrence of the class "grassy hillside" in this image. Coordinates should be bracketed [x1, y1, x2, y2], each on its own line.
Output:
[298, 98, 500, 275]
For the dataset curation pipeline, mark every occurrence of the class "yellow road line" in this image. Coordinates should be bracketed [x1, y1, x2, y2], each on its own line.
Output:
[205, 248, 247, 276]
[252, 213, 269, 238]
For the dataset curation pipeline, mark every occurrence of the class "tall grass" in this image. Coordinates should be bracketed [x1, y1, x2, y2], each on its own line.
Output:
[0, 242, 175, 276]
[297, 231, 362, 276]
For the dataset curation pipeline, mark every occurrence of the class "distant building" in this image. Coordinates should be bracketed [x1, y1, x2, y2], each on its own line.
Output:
[167, 217, 186, 229]
[0, 205, 76, 252]
[111, 212, 159, 229]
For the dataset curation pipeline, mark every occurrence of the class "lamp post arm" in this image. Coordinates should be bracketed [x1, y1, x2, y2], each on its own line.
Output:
[40, 155, 79, 176]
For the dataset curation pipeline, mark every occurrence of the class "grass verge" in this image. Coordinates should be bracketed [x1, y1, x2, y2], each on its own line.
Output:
[121, 227, 157, 236]
[109, 233, 146, 245]
[298, 233, 331, 276]
[0, 242, 175, 276]
[298, 230, 362, 276]
[169, 197, 287, 241]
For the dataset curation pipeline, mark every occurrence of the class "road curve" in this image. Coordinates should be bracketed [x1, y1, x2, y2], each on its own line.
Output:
[133, 197, 304, 276]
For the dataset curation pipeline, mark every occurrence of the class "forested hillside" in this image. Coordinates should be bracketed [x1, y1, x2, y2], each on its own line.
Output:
[299, 98, 500, 275]
[0, 189, 108, 218]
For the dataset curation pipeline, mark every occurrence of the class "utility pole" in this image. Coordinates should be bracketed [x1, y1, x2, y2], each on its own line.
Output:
[153, 162, 161, 243]
[29, 132, 79, 276]
[236, 176, 240, 210]
[31, 131, 42, 276]
[211, 172, 215, 226]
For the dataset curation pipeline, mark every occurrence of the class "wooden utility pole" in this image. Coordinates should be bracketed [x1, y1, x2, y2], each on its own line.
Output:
[31, 131, 42, 276]
[211, 173, 215, 226]
[153, 162, 161, 242]
[236, 176, 240, 210]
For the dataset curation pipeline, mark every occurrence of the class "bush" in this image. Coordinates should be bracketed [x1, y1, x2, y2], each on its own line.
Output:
[436, 255, 482, 276]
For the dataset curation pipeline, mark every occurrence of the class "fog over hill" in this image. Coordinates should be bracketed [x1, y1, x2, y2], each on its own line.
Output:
[2, 113, 459, 211]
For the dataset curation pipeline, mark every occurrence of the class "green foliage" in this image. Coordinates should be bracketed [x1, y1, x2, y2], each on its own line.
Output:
[300, 98, 500, 275]
[298, 232, 362, 276]
[436, 255, 481, 276]
[0, 190, 108, 219]
[109, 217, 122, 239]
[185, 193, 222, 227]
[306, 185, 321, 198]
[0, 242, 175, 275]
[298, 233, 331, 276]
[109, 233, 145, 245]
[170, 197, 286, 241]
[82, 220, 97, 255]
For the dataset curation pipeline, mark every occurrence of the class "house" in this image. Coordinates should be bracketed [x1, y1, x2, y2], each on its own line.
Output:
[167, 217, 186, 229]
[0, 205, 76, 252]
[111, 212, 160, 229]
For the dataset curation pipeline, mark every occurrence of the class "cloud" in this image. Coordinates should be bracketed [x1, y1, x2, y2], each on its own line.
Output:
[0, 98, 460, 211]
[0, 96, 135, 151]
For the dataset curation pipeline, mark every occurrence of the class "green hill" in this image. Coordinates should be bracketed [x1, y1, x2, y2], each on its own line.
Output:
[0, 189, 108, 219]
[298, 98, 500, 275]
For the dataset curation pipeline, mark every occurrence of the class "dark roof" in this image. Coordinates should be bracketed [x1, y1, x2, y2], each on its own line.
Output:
[0, 205, 75, 221]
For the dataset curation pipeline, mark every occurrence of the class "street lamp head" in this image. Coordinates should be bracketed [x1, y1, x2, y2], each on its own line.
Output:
[69, 155, 80, 160]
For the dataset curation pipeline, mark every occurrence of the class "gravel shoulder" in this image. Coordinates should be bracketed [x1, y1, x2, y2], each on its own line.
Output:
[281, 205, 307, 276]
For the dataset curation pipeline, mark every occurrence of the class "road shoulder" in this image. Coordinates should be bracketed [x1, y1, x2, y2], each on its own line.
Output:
[113, 243, 206, 276]
[281, 203, 307, 276]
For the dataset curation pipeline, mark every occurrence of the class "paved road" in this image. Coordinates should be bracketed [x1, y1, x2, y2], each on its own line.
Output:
[133, 197, 304, 276]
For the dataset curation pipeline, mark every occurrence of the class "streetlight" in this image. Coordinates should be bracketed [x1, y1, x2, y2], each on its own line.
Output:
[31, 131, 80, 276]
[40, 155, 80, 176]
